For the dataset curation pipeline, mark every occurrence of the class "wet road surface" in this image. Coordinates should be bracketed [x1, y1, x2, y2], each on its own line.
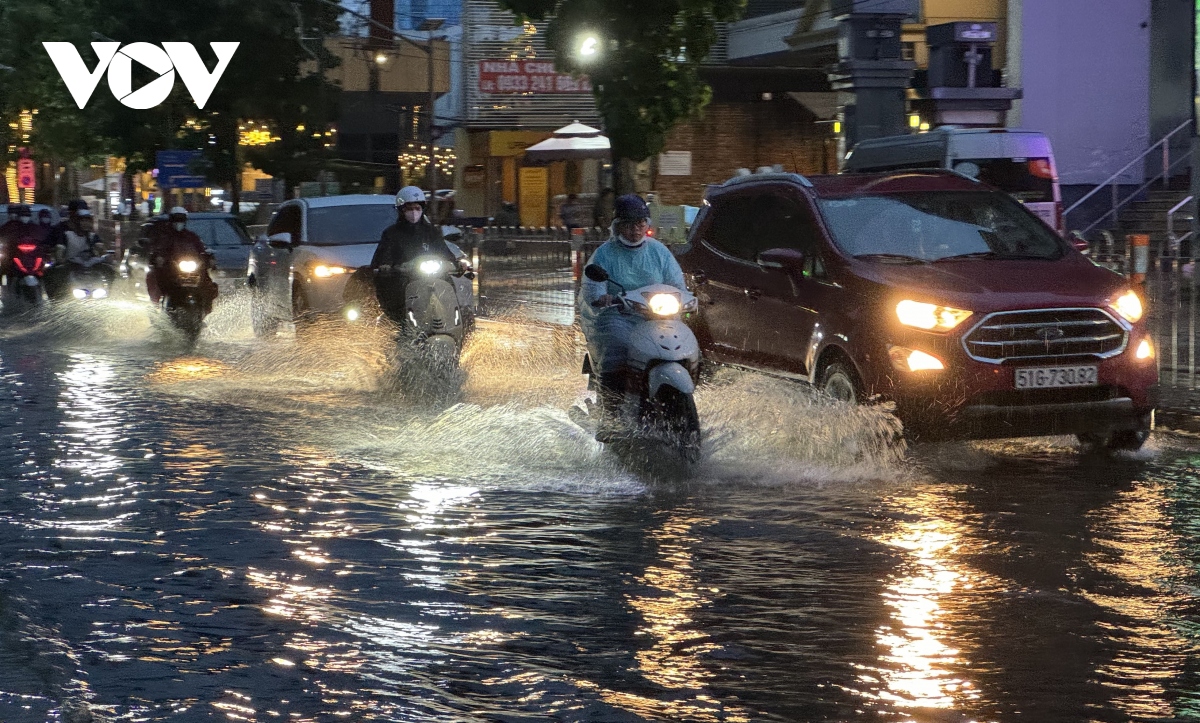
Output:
[1, 295, 1200, 722]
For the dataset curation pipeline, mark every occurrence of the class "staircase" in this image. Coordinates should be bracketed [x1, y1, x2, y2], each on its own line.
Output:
[1113, 177, 1193, 251]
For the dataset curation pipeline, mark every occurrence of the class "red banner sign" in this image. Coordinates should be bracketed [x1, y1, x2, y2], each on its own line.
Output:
[478, 60, 592, 94]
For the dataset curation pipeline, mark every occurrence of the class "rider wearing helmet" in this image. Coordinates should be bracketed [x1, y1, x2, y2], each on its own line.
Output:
[145, 207, 217, 312]
[578, 193, 687, 439]
[370, 186, 457, 319]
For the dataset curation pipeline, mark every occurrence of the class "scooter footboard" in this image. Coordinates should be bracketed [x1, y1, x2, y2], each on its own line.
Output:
[648, 361, 695, 399]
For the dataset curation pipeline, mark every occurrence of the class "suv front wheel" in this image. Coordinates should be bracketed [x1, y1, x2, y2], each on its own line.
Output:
[818, 360, 861, 404]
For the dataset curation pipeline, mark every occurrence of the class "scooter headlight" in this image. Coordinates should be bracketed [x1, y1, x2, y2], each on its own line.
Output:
[648, 293, 681, 316]
[419, 259, 443, 275]
[177, 259, 199, 273]
[72, 288, 88, 300]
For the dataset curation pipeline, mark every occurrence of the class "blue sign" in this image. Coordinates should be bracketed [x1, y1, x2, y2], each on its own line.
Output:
[155, 150, 207, 189]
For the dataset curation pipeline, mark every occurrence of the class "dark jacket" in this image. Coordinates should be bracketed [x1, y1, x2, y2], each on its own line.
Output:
[370, 216, 454, 270]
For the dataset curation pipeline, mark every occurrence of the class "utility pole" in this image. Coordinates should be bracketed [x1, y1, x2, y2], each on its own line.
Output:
[418, 18, 445, 194]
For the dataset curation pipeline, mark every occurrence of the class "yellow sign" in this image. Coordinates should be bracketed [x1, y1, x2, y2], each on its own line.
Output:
[490, 130, 551, 157]
[518, 166, 548, 227]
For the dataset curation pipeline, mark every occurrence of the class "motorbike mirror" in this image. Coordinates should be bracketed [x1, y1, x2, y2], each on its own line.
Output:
[757, 247, 805, 272]
[267, 232, 294, 249]
[583, 264, 609, 282]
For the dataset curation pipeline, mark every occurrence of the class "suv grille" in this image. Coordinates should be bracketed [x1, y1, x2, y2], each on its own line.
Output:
[962, 308, 1127, 363]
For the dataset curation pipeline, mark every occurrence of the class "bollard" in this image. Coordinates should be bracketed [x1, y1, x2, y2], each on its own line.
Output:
[1128, 233, 1150, 286]
[570, 227, 585, 284]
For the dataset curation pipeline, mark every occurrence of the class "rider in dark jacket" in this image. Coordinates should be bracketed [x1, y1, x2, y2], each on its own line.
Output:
[371, 186, 457, 320]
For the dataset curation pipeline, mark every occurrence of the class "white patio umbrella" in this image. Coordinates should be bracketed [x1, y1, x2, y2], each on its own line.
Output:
[523, 121, 610, 162]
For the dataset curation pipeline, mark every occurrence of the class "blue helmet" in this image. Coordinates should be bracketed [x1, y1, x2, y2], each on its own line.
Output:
[613, 194, 649, 221]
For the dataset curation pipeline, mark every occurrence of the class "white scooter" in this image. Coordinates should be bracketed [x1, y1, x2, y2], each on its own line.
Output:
[580, 264, 702, 462]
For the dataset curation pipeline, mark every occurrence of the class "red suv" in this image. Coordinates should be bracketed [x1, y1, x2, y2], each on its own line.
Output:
[679, 170, 1157, 449]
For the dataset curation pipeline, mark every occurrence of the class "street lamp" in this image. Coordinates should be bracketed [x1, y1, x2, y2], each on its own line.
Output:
[576, 32, 600, 62]
[417, 18, 445, 194]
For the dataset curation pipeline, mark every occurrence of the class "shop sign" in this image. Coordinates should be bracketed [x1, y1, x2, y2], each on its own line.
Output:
[478, 60, 592, 94]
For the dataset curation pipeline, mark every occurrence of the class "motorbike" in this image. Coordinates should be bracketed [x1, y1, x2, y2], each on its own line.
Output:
[579, 264, 702, 463]
[159, 253, 214, 345]
[66, 253, 114, 301]
[343, 251, 476, 362]
[6, 242, 51, 309]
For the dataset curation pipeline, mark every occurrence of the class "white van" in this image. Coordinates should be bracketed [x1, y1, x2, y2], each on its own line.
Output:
[843, 128, 1063, 234]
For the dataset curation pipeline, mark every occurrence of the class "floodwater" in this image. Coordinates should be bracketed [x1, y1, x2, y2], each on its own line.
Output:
[2, 293, 1200, 722]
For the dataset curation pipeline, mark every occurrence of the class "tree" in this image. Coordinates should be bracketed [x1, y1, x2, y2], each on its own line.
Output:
[498, 0, 743, 192]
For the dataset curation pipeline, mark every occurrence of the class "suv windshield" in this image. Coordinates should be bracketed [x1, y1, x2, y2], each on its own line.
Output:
[817, 190, 1064, 262]
[306, 204, 397, 246]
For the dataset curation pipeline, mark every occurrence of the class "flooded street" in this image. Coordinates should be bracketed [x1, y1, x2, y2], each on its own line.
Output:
[2, 297, 1200, 722]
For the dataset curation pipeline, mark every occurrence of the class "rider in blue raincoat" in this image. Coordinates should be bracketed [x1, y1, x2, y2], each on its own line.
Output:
[579, 194, 687, 438]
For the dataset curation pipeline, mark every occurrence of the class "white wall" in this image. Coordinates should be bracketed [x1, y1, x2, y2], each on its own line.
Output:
[1016, 0, 1151, 185]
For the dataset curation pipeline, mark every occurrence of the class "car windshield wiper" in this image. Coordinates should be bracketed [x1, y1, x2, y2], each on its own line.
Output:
[933, 251, 1054, 262]
[853, 253, 927, 264]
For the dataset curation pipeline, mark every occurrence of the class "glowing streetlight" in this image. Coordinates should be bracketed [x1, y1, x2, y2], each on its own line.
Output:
[374, 53, 387, 65]
[577, 32, 600, 61]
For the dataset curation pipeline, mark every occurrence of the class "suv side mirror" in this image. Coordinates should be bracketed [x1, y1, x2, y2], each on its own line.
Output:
[268, 232, 294, 249]
[757, 247, 805, 272]
[1067, 231, 1089, 254]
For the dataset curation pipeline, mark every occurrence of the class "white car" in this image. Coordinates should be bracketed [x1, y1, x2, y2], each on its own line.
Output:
[247, 195, 400, 336]
[247, 195, 472, 337]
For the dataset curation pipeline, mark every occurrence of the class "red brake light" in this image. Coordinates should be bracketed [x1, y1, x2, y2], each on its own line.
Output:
[16, 244, 36, 253]
[1029, 159, 1054, 179]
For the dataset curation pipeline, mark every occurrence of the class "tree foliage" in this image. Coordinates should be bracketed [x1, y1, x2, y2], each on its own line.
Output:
[0, 0, 343, 205]
[498, 0, 744, 172]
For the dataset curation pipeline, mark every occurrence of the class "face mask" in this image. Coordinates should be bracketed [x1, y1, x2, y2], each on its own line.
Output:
[39, 218, 51, 226]
[19, 216, 30, 224]
[619, 222, 647, 247]
[172, 222, 185, 232]
[404, 209, 422, 224]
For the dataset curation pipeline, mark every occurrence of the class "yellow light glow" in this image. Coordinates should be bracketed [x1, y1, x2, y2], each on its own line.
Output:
[889, 346, 945, 372]
[312, 265, 346, 278]
[909, 113, 921, 128]
[648, 293, 680, 316]
[895, 300, 972, 331]
[1136, 338, 1153, 359]
[345, 308, 360, 322]
[1112, 290, 1144, 323]
[919, 122, 931, 132]
[375, 53, 388, 64]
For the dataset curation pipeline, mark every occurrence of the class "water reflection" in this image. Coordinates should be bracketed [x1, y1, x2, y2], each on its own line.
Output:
[856, 491, 982, 717]
[1082, 479, 1192, 720]
[606, 510, 752, 722]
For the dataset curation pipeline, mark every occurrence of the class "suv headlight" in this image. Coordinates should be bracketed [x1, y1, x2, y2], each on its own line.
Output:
[648, 293, 681, 316]
[895, 300, 972, 331]
[1111, 290, 1143, 323]
[313, 264, 348, 278]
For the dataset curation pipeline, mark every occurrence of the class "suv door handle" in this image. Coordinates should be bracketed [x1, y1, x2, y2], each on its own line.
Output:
[745, 287, 762, 300]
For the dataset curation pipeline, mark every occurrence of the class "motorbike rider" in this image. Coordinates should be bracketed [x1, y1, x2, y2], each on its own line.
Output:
[579, 194, 687, 440]
[0, 205, 46, 276]
[60, 209, 115, 284]
[146, 207, 217, 313]
[370, 186, 459, 321]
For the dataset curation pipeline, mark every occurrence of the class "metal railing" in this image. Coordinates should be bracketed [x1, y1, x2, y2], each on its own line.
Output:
[1167, 195, 1194, 255]
[1063, 118, 1194, 236]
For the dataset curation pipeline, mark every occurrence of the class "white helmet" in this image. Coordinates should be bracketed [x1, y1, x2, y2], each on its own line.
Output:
[395, 186, 426, 207]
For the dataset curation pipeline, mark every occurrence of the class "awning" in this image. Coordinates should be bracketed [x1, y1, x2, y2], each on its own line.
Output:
[523, 121, 611, 162]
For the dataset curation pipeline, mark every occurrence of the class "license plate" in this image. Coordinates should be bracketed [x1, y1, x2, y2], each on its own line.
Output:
[1014, 365, 1098, 389]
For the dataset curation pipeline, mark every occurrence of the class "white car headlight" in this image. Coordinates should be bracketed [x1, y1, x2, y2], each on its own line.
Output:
[1111, 290, 1143, 323]
[419, 259, 442, 275]
[177, 259, 199, 273]
[895, 299, 972, 331]
[92, 288, 107, 299]
[648, 293, 681, 316]
[313, 264, 348, 278]
[72, 288, 87, 299]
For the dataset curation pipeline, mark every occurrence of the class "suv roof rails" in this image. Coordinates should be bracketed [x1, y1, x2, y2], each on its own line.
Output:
[720, 171, 813, 189]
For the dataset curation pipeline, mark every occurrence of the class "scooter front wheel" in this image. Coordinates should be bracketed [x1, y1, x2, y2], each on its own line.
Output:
[647, 386, 702, 463]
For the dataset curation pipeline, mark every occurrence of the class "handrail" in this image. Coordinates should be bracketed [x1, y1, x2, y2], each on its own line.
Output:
[1063, 117, 1193, 229]
[1078, 149, 1192, 236]
[1167, 195, 1195, 255]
